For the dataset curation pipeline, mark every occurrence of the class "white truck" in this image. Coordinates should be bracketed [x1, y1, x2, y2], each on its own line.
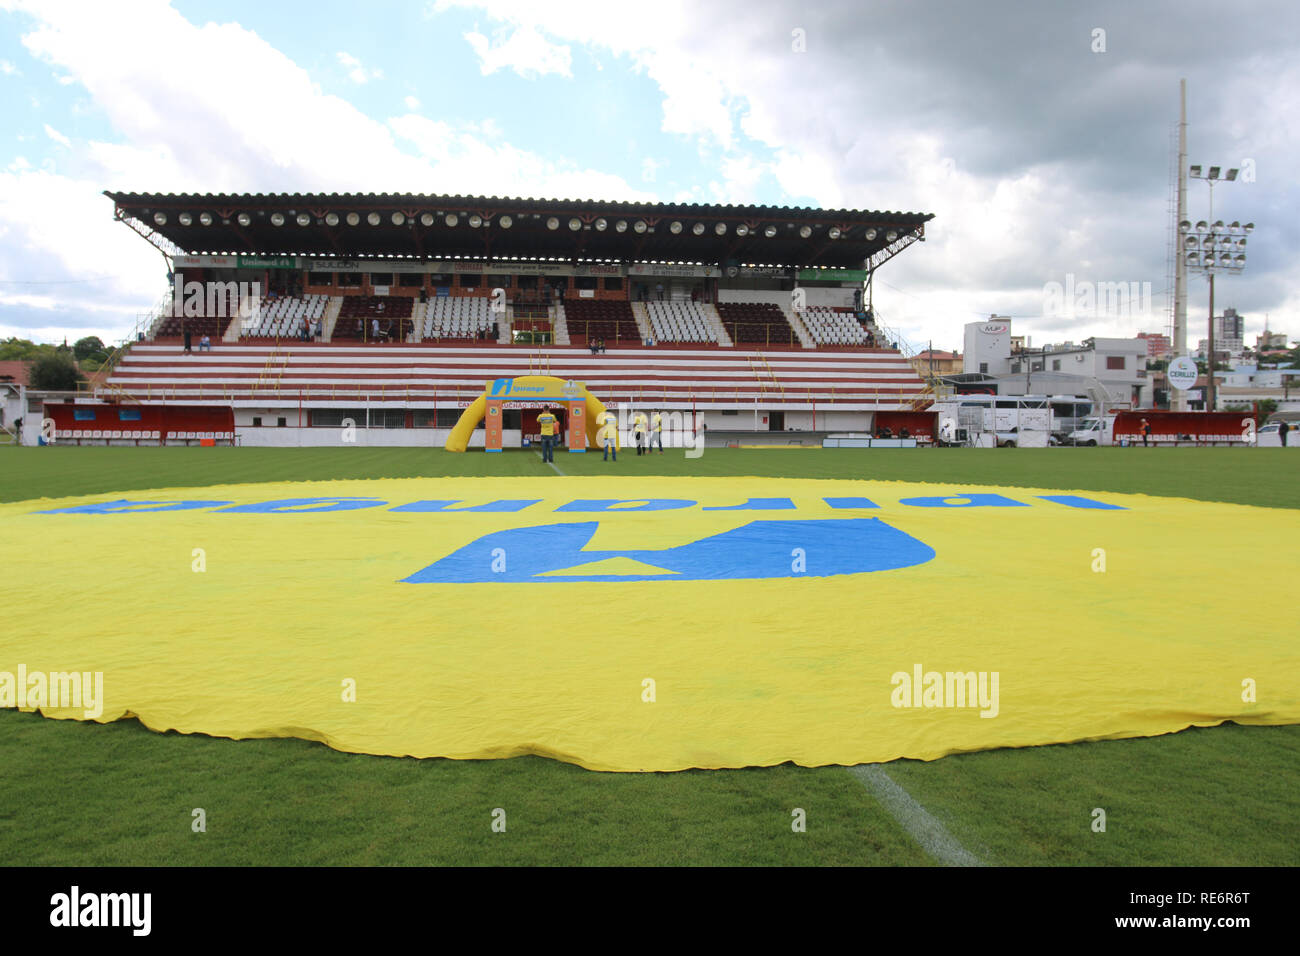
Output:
[1068, 415, 1117, 446]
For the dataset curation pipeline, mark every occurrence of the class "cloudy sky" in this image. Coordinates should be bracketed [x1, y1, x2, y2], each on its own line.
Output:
[0, 0, 1296, 352]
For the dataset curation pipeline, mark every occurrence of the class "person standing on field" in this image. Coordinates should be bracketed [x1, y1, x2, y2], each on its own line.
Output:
[633, 410, 648, 455]
[599, 411, 617, 462]
[536, 406, 559, 463]
[651, 410, 664, 454]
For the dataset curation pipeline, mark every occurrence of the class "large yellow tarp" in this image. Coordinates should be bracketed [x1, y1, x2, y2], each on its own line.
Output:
[2, 477, 1296, 771]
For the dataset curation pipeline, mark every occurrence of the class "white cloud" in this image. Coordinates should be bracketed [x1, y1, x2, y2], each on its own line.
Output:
[336, 50, 382, 84]
[404, 94, 420, 110]
[640, 157, 660, 182]
[463, 24, 572, 78]
[0, 0, 652, 342]
[43, 124, 72, 148]
[0, 59, 18, 75]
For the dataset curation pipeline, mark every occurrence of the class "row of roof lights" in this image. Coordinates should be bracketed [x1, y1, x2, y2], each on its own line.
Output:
[152, 210, 900, 243]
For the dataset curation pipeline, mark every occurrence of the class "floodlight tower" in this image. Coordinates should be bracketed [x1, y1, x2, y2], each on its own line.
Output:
[1179, 163, 1250, 411]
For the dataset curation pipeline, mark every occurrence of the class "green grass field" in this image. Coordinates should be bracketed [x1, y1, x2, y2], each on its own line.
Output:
[1, 445, 1297, 865]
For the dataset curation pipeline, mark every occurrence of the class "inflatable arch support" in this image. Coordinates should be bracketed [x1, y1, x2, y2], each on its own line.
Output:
[445, 375, 620, 452]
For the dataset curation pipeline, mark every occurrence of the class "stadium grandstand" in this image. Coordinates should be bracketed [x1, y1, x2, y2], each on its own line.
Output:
[86, 191, 934, 446]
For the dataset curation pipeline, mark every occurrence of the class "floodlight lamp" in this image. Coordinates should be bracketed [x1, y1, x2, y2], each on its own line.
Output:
[828, 227, 841, 239]
[270, 213, 284, 226]
[391, 212, 405, 226]
[798, 225, 812, 238]
[199, 212, 213, 226]
[237, 213, 251, 227]
[325, 213, 339, 226]
[1189, 165, 1203, 178]
[763, 225, 777, 238]
[499, 215, 513, 229]
[367, 212, 381, 226]
[153, 212, 167, 226]
[345, 212, 359, 226]
[469, 215, 483, 228]
[546, 217, 559, 230]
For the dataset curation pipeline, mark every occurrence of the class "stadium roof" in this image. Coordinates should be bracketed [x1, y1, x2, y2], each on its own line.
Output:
[104, 191, 933, 271]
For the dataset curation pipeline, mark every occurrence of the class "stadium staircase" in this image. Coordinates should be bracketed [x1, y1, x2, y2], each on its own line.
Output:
[700, 303, 734, 347]
[320, 296, 343, 343]
[102, 342, 928, 410]
[629, 302, 653, 344]
[778, 305, 816, 349]
[551, 303, 570, 345]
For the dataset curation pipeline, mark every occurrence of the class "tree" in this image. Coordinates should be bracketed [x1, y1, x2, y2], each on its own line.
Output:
[28, 351, 84, 391]
[73, 336, 107, 361]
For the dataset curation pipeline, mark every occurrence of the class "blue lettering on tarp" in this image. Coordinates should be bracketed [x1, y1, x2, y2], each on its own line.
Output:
[218, 497, 388, 514]
[1034, 495, 1126, 510]
[35, 499, 233, 514]
[702, 498, 795, 511]
[823, 497, 881, 509]
[899, 494, 1028, 508]
[389, 500, 542, 513]
[555, 499, 697, 512]
[402, 518, 935, 583]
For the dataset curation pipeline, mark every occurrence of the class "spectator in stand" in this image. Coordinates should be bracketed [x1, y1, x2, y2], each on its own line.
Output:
[1140, 418, 1152, 447]
[371, 318, 380, 342]
[199, 334, 211, 352]
[356, 317, 364, 339]
[590, 339, 599, 354]
[183, 329, 192, 354]
[655, 282, 665, 301]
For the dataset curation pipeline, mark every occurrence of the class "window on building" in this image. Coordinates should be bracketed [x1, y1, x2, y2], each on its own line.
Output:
[73, 408, 96, 421]
[1106, 356, 1126, 370]
[369, 273, 394, 287]
[458, 273, 481, 288]
[118, 409, 142, 421]
[979, 362, 989, 374]
[573, 276, 599, 290]
[338, 272, 362, 287]
[603, 277, 623, 291]
[252, 417, 262, 427]
[308, 272, 333, 286]
[277, 417, 287, 427]
[1052, 360, 1061, 371]
[399, 273, 424, 287]
[517, 275, 538, 290]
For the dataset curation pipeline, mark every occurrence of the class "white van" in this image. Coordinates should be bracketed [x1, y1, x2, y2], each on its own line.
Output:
[1068, 415, 1117, 446]
[1256, 421, 1298, 448]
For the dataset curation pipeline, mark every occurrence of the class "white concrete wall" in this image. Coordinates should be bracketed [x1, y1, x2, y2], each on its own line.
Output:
[234, 426, 515, 448]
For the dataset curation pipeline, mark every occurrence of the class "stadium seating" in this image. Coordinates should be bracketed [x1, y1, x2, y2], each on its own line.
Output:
[334, 296, 414, 342]
[153, 313, 234, 340]
[414, 297, 496, 341]
[564, 299, 640, 346]
[645, 302, 718, 345]
[799, 307, 869, 347]
[240, 294, 328, 339]
[716, 302, 799, 347]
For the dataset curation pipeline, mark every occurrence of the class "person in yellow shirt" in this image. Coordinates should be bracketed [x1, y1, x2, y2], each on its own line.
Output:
[633, 410, 648, 456]
[598, 410, 617, 462]
[536, 406, 559, 463]
[650, 410, 664, 454]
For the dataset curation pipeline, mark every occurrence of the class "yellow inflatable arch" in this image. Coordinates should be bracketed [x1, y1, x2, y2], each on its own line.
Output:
[445, 375, 619, 452]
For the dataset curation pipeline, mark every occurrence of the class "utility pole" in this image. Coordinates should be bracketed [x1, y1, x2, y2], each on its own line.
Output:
[1173, 79, 1189, 412]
